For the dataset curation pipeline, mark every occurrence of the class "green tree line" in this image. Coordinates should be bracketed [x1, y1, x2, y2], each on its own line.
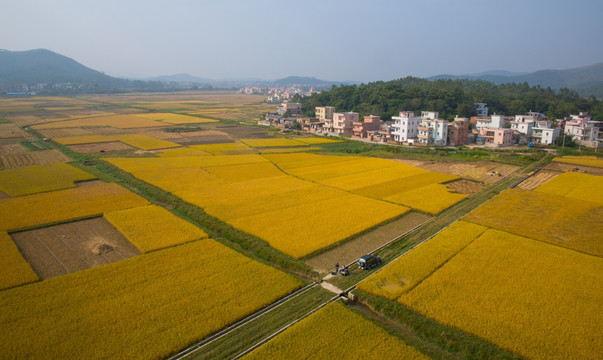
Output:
[300, 77, 603, 121]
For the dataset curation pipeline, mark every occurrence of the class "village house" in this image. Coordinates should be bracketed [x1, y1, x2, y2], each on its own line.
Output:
[315, 106, 335, 121]
[417, 111, 448, 146]
[448, 116, 469, 146]
[564, 112, 600, 146]
[391, 111, 421, 143]
[479, 127, 513, 146]
[353, 115, 381, 139]
[331, 112, 358, 135]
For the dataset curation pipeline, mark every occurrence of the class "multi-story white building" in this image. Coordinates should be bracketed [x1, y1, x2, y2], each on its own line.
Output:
[565, 112, 600, 143]
[511, 111, 546, 135]
[391, 111, 421, 143]
[417, 111, 448, 146]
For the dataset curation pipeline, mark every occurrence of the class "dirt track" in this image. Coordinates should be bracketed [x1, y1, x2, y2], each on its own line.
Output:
[11, 217, 140, 279]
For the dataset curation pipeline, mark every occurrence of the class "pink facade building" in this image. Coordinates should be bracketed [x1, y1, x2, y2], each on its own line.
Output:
[353, 115, 381, 138]
[331, 112, 358, 135]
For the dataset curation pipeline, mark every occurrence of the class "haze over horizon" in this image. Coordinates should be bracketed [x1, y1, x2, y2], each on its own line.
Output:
[2, 0, 602, 83]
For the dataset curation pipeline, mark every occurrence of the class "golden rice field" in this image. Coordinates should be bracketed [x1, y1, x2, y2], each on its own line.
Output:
[357, 221, 488, 300]
[240, 138, 307, 147]
[32, 114, 165, 129]
[55, 134, 181, 150]
[397, 228, 603, 360]
[0, 231, 38, 290]
[383, 183, 467, 215]
[262, 153, 359, 170]
[0, 183, 149, 231]
[244, 302, 429, 360]
[158, 148, 212, 157]
[190, 142, 255, 155]
[257, 147, 322, 153]
[463, 188, 603, 256]
[104, 205, 208, 253]
[0, 239, 303, 360]
[534, 171, 603, 204]
[107, 154, 410, 258]
[134, 112, 218, 124]
[294, 137, 342, 145]
[0, 163, 96, 196]
[553, 155, 603, 168]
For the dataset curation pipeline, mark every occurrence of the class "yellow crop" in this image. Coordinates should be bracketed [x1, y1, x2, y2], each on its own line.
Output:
[134, 112, 218, 124]
[0, 183, 149, 231]
[104, 205, 208, 253]
[534, 171, 603, 204]
[295, 137, 342, 145]
[257, 147, 322, 153]
[357, 221, 487, 300]
[245, 302, 429, 360]
[240, 138, 307, 147]
[0, 163, 96, 196]
[399, 228, 603, 360]
[32, 115, 165, 129]
[384, 183, 467, 215]
[204, 162, 285, 183]
[353, 171, 458, 199]
[553, 155, 603, 168]
[262, 152, 357, 170]
[463, 189, 603, 256]
[190, 142, 255, 155]
[158, 148, 211, 157]
[0, 232, 38, 290]
[286, 157, 400, 181]
[229, 194, 409, 258]
[0, 239, 303, 360]
[317, 164, 430, 190]
[106, 154, 267, 172]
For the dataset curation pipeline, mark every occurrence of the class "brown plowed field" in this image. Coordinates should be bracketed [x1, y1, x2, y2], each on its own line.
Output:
[544, 162, 603, 176]
[516, 170, 560, 191]
[37, 128, 92, 138]
[67, 142, 133, 153]
[305, 212, 431, 274]
[0, 143, 28, 155]
[0, 150, 71, 169]
[397, 159, 520, 184]
[445, 179, 485, 195]
[11, 217, 140, 279]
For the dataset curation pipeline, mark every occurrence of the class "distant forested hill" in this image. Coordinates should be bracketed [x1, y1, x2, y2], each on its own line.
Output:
[428, 63, 603, 98]
[301, 77, 603, 121]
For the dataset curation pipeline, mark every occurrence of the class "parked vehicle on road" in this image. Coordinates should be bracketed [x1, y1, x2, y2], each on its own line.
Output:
[358, 254, 381, 270]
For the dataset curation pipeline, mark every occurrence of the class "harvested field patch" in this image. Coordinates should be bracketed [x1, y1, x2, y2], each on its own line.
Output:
[305, 212, 431, 273]
[445, 179, 485, 195]
[179, 129, 230, 137]
[37, 128, 91, 138]
[544, 161, 603, 176]
[171, 135, 234, 145]
[11, 217, 141, 279]
[216, 125, 271, 138]
[67, 142, 134, 153]
[516, 170, 559, 191]
[140, 130, 183, 140]
[0, 124, 33, 140]
[0, 149, 71, 169]
[241, 138, 307, 147]
[191, 142, 254, 155]
[5, 115, 45, 127]
[0, 143, 27, 155]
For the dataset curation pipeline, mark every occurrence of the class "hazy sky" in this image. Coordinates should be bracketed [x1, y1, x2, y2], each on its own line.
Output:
[2, 0, 602, 82]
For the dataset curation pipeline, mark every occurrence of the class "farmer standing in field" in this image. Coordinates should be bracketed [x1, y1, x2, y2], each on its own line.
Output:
[335, 263, 339, 275]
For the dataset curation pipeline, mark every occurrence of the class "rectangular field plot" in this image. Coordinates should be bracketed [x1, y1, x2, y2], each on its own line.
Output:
[463, 188, 603, 256]
[11, 217, 141, 279]
[397, 229, 603, 360]
[0, 183, 149, 231]
[0, 239, 302, 360]
[0, 163, 96, 196]
[553, 155, 603, 168]
[0, 149, 71, 169]
[31, 114, 165, 129]
[134, 112, 218, 124]
[244, 302, 429, 360]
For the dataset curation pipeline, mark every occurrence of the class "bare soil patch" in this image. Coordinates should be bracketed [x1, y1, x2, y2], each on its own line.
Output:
[544, 162, 603, 176]
[516, 170, 560, 191]
[0, 150, 71, 169]
[11, 217, 141, 279]
[0, 143, 28, 155]
[67, 142, 133, 153]
[445, 179, 485, 196]
[37, 128, 92, 138]
[215, 125, 272, 139]
[305, 212, 431, 274]
[179, 130, 231, 137]
[84, 127, 126, 135]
